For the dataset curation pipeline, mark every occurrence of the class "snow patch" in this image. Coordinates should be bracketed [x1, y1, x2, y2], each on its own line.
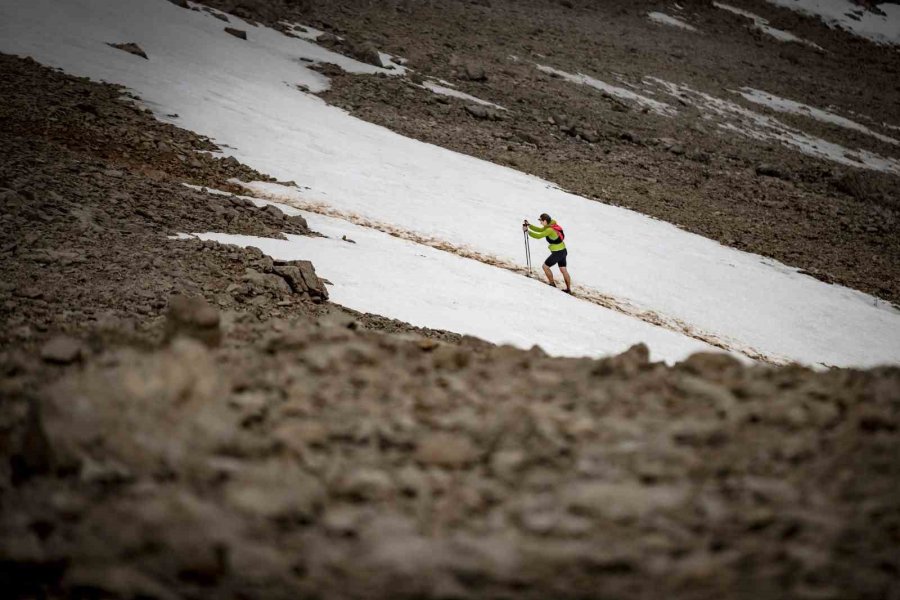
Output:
[648, 12, 699, 31]
[537, 64, 677, 117]
[739, 87, 899, 145]
[422, 80, 506, 110]
[646, 77, 900, 174]
[714, 2, 824, 48]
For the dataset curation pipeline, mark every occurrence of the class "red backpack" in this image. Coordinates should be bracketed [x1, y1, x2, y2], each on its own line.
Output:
[550, 223, 565, 242]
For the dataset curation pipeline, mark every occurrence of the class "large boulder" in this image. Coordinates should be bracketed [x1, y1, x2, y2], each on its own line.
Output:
[38, 339, 234, 476]
[348, 42, 384, 68]
[462, 62, 487, 81]
[165, 295, 221, 347]
[273, 259, 328, 301]
[465, 104, 504, 121]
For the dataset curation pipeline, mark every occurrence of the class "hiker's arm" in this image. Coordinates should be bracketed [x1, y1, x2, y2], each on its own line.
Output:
[528, 227, 551, 240]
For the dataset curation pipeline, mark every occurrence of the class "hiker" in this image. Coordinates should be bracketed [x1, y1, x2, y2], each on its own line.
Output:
[523, 213, 572, 294]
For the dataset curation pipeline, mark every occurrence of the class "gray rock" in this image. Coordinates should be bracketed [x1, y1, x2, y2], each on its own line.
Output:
[288, 214, 309, 229]
[273, 265, 309, 294]
[678, 352, 742, 378]
[516, 131, 542, 146]
[41, 335, 83, 364]
[243, 267, 292, 297]
[297, 260, 328, 299]
[64, 565, 178, 600]
[756, 163, 786, 178]
[564, 481, 687, 522]
[592, 343, 650, 376]
[107, 43, 148, 60]
[224, 27, 247, 41]
[465, 104, 503, 121]
[317, 32, 340, 46]
[574, 126, 600, 143]
[349, 42, 384, 68]
[322, 505, 364, 535]
[416, 432, 479, 468]
[165, 294, 221, 347]
[261, 203, 285, 220]
[225, 459, 323, 520]
[40, 339, 231, 475]
[336, 468, 394, 501]
[463, 62, 487, 81]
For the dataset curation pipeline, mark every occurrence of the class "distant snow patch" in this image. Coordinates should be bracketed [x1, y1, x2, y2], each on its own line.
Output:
[765, 0, 900, 45]
[714, 2, 824, 48]
[648, 11, 698, 31]
[647, 77, 900, 174]
[739, 87, 899, 146]
[422, 80, 506, 110]
[537, 64, 677, 117]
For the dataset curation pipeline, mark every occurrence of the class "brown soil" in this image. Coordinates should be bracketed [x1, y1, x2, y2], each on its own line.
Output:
[201, 0, 900, 305]
[1, 11, 900, 600]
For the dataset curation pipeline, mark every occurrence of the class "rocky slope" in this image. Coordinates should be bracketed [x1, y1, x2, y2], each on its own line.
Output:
[1, 5, 900, 599]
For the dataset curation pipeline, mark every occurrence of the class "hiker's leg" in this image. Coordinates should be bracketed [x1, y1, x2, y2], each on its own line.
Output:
[560, 267, 571, 290]
[542, 264, 555, 285]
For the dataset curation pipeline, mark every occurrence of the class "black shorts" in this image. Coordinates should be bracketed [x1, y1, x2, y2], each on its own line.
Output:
[544, 248, 567, 268]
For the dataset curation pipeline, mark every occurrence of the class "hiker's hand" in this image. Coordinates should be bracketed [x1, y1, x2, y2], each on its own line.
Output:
[522, 222, 528, 231]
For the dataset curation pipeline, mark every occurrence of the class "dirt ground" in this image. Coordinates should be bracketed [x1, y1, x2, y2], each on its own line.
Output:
[1, 5, 900, 599]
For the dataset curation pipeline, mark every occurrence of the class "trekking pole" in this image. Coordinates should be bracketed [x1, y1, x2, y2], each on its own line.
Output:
[523, 227, 532, 276]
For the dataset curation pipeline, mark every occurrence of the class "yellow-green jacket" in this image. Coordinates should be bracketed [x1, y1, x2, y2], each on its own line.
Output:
[528, 220, 565, 252]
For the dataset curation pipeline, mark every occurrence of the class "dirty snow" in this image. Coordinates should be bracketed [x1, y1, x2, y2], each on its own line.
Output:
[765, 0, 900, 45]
[647, 77, 900, 174]
[3, 0, 900, 368]
[714, 2, 824, 48]
[648, 12, 699, 32]
[739, 87, 899, 145]
[536, 64, 677, 117]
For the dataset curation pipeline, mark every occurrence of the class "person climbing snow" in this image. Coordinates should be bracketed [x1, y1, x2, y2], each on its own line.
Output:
[523, 213, 572, 294]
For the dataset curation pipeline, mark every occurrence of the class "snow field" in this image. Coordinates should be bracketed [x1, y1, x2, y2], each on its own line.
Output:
[181, 207, 720, 364]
